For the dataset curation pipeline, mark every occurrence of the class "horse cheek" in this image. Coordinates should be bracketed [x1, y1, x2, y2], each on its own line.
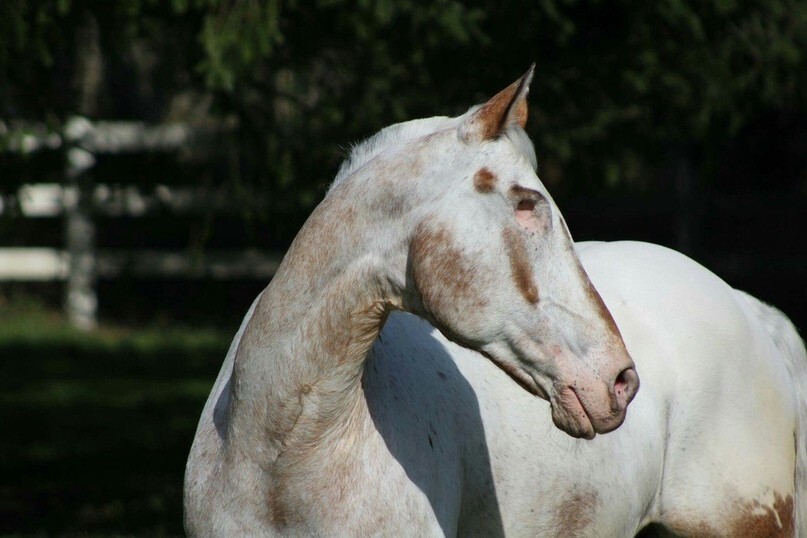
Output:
[410, 222, 491, 341]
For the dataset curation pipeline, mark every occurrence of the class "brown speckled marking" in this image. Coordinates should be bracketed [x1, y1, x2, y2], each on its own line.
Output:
[268, 480, 290, 528]
[663, 493, 795, 537]
[729, 494, 794, 538]
[502, 227, 538, 304]
[411, 221, 487, 319]
[551, 489, 599, 537]
[474, 167, 498, 193]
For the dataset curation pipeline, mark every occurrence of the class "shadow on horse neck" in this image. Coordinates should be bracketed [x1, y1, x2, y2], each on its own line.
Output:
[363, 312, 505, 536]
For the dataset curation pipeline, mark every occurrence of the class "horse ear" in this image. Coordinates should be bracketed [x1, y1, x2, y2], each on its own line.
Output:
[460, 64, 535, 143]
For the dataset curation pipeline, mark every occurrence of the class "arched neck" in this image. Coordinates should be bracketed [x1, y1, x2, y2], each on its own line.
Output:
[225, 189, 406, 460]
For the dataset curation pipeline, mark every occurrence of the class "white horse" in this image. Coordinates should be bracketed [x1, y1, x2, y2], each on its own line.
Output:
[352, 243, 806, 537]
[185, 69, 806, 536]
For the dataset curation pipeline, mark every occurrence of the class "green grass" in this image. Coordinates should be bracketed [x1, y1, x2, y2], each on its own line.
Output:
[0, 299, 233, 536]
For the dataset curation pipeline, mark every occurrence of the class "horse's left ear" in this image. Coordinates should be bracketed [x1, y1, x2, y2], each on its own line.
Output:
[460, 64, 535, 143]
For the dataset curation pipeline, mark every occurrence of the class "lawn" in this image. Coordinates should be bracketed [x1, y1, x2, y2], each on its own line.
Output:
[0, 300, 233, 536]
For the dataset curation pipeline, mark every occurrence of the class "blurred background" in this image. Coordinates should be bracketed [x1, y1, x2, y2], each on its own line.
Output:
[1, 0, 805, 535]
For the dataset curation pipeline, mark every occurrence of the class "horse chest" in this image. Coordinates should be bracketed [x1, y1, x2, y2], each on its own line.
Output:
[265, 422, 456, 535]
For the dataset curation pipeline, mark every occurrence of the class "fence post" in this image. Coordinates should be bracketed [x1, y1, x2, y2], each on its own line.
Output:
[64, 142, 97, 330]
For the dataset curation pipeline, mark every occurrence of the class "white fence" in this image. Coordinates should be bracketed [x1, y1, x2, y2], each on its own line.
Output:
[1, 117, 283, 329]
[0, 247, 282, 281]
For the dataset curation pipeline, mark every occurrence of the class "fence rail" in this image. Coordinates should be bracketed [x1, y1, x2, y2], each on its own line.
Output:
[2, 117, 236, 329]
[0, 248, 283, 281]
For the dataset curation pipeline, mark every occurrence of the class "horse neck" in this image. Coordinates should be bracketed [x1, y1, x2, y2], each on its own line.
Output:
[226, 182, 409, 459]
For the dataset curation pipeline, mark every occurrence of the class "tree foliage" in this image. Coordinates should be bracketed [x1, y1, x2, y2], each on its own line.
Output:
[1, 0, 805, 239]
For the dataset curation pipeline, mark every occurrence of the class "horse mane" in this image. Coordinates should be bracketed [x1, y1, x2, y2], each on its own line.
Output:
[330, 111, 537, 191]
[331, 116, 456, 189]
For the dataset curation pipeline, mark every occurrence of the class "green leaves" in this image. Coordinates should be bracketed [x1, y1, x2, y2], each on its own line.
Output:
[198, 0, 283, 91]
[1, 0, 805, 210]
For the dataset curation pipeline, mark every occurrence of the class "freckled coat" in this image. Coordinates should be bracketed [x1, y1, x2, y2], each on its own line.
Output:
[184, 68, 804, 536]
[186, 241, 803, 536]
[364, 241, 801, 536]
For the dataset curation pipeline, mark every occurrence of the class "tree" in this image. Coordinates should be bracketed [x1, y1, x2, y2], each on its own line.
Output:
[2, 0, 805, 244]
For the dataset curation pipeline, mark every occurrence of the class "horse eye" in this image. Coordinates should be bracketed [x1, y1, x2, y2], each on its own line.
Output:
[516, 199, 536, 212]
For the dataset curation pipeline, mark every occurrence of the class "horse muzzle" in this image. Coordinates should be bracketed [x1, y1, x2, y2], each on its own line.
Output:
[549, 364, 639, 439]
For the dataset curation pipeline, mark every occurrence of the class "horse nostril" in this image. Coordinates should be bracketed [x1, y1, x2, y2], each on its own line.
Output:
[614, 369, 629, 394]
[614, 367, 639, 406]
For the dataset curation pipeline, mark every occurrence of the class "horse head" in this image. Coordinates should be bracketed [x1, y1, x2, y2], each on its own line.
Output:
[331, 66, 638, 439]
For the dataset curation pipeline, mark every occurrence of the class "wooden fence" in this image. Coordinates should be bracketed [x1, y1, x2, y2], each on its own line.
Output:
[1, 117, 283, 329]
[2, 118, 805, 331]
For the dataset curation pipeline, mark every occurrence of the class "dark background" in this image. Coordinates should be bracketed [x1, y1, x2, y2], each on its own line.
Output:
[1, 1, 805, 535]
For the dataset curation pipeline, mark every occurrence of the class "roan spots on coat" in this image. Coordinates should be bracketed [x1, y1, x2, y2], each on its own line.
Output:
[410, 221, 488, 319]
[474, 167, 498, 193]
[502, 227, 539, 304]
[731, 493, 795, 537]
[661, 493, 795, 537]
[550, 489, 599, 537]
